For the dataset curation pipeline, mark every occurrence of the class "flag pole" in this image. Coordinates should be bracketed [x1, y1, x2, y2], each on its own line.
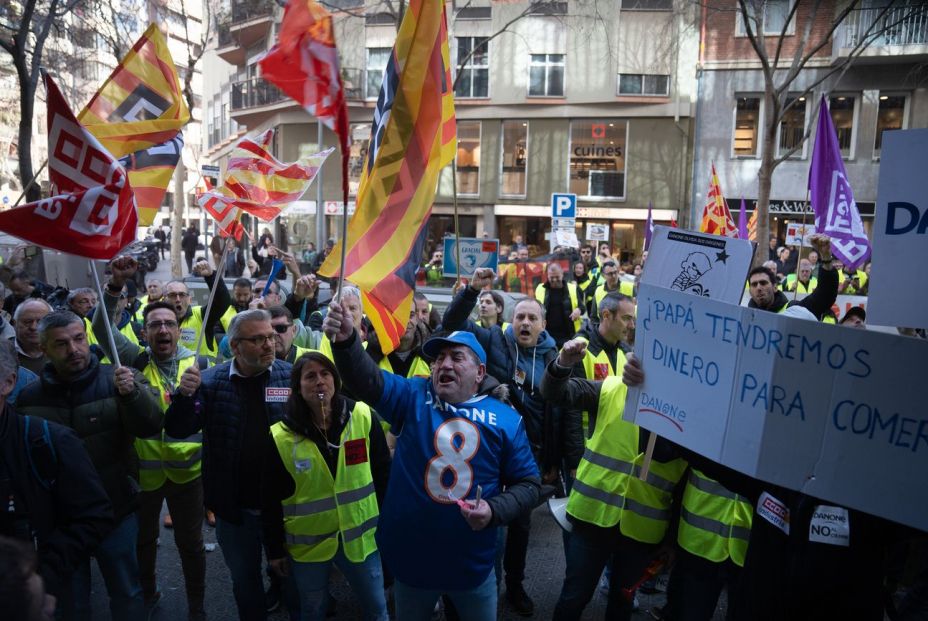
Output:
[13, 159, 49, 207]
[452, 161, 461, 285]
[89, 260, 122, 368]
[334, 150, 349, 304]
[193, 240, 231, 357]
[792, 188, 812, 301]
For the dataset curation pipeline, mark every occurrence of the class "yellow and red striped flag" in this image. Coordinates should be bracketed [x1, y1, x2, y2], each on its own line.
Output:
[78, 24, 189, 225]
[700, 163, 737, 237]
[319, 0, 456, 354]
[747, 208, 758, 241]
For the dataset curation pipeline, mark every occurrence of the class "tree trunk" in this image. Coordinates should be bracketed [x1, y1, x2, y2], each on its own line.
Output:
[754, 92, 780, 267]
[171, 159, 186, 278]
[15, 58, 39, 202]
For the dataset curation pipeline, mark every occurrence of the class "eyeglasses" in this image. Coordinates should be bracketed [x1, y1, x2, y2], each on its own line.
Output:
[235, 334, 276, 346]
[272, 324, 292, 334]
[165, 292, 188, 299]
[603, 271, 618, 277]
[146, 320, 179, 331]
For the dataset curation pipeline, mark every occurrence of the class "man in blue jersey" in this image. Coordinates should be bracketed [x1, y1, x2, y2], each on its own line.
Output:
[323, 301, 540, 621]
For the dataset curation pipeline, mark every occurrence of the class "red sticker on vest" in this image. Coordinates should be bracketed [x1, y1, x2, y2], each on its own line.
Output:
[593, 363, 609, 380]
[344, 439, 368, 465]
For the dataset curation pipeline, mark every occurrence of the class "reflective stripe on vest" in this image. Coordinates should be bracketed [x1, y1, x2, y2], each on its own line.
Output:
[677, 469, 752, 567]
[566, 376, 686, 543]
[536, 282, 582, 333]
[271, 404, 379, 563]
[135, 355, 202, 491]
[179, 307, 218, 360]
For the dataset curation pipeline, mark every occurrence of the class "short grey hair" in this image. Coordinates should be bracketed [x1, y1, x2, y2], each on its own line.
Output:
[336, 285, 361, 302]
[67, 287, 96, 305]
[0, 339, 18, 381]
[598, 292, 633, 316]
[38, 310, 84, 345]
[228, 309, 271, 342]
[13, 298, 53, 322]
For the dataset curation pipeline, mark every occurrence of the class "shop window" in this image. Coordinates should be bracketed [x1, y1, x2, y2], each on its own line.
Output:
[454, 37, 489, 98]
[501, 121, 528, 197]
[456, 121, 481, 196]
[569, 120, 626, 199]
[347, 123, 371, 196]
[365, 48, 390, 99]
[617, 73, 669, 96]
[829, 95, 856, 159]
[529, 54, 564, 97]
[733, 96, 760, 157]
[874, 95, 906, 157]
[776, 96, 808, 159]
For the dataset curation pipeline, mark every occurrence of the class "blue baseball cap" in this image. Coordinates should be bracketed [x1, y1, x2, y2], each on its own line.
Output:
[422, 331, 486, 365]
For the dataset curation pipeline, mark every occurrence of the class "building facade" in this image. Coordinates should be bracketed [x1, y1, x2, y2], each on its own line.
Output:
[691, 0, 928, 245]
[204, 0, 699, 263]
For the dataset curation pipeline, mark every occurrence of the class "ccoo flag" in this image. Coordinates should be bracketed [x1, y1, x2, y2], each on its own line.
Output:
[319, 0, 456, 354]
[79, 24, 190, 225]
[0, 73, 137, 259]
[808, 95, 870, 269]
[700, 163, 737, 237]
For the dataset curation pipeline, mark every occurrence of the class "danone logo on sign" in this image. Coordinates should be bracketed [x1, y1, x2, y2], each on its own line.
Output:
[638, 392, 686, 432]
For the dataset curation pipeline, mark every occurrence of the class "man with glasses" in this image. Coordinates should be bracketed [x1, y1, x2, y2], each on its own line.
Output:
[93, 256, 210, 618]
[166, 309, 292, 620]
[163, 259, 233, 362]
[590, 261, 634, 321]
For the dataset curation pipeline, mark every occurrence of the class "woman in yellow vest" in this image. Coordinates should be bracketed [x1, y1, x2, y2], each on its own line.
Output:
[262, 352, 392, 620]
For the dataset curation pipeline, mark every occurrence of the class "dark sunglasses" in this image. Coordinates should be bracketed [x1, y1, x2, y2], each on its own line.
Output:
[272, 324, 293, 334]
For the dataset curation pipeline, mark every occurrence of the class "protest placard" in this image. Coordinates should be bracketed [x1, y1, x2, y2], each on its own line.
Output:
[624, 282, 928, 531]
[442, 237, 499, 277]
[640, 226, 754, 304]
[868, 129, 928, 329]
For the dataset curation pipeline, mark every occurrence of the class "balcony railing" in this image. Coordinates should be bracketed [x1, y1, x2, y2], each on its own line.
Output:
[231, 78, 284, 111]
[230, 0, 277, 24]
[837, 3, 928, 49]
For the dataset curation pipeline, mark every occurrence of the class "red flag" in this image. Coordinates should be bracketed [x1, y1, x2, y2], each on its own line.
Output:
[670, 218, 678, 228]
[0, 73, 137, 259]
[259, 0, 348, 151]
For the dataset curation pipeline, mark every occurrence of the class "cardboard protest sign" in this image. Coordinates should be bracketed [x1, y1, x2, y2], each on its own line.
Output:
[624, 283, 928, 531]
[640, 226, 754, 304]
[868, 129, 928, 329]
[443, 237, 499, 278]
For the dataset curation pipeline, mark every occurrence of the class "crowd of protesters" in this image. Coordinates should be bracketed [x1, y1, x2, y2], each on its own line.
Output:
[0, 230, 925, 621]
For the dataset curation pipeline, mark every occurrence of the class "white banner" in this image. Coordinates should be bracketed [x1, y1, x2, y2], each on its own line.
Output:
[624, 283, 928, 531]
[868, 129, 928, 329]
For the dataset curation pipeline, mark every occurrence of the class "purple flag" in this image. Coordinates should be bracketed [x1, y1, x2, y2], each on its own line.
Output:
[644, 201, 654, 250]
[737, 197, 749, 239]
[808, 95, 871, 269]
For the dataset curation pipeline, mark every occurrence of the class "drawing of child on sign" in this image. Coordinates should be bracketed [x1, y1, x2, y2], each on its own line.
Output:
[671, 252, 712, 296]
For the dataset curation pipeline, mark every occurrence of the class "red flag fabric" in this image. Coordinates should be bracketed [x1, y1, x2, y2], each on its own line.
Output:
[0, 73, 137, 259]
[198, 129, 332, 236]
[259, 0, 349, 153]
[700, 163, 737, 237]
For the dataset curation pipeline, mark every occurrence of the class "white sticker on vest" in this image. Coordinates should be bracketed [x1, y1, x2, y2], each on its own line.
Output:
[757, 492, 790, 535]
[265, 387, 291, 403]
[180, 327, 196, 343]
[294, 459, 312, 473]
[809, 505, 850, 547]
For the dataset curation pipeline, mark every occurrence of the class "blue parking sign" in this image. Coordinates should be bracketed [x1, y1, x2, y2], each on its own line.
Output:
[551, 193, 577, 218]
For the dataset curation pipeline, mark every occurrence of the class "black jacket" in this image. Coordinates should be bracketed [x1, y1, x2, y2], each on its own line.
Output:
[0, 407, 112, 598]
[165, 359, 292, 523]
[681, 449, 910, 620]
[16, 357, 163, 519]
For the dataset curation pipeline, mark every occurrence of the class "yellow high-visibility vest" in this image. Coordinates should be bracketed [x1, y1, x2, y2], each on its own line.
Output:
[535, 282, 583, 333]
[677, 469, 752, 567]
[270, 404, 379, 563]
[567, 376, 687, 543]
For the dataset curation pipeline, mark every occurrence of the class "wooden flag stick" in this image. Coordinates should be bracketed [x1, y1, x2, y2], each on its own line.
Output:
[193, 240, 231, 358]
[13, 159, 48, 207]
[334, 156, 349, 304]
[639, 432, 658, 482]
[452, 160, 461, 284]
[89, 260, 122, 368]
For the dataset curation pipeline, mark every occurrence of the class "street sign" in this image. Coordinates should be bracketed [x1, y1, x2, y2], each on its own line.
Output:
[323, 201, 356, 216]
[551, 193, 577, 219]
[552, 217, 576, 230]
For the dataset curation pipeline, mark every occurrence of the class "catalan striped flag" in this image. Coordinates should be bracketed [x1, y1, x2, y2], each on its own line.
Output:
[747, 207, 758, 241]
[319, 0, 456, 354]
[78, 24, 189, 225]
[199, 129, 333, 238]
[700, 163, 737, 237]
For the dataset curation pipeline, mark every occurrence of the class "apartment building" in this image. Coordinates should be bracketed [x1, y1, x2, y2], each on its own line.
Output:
[691, 0, 928, 242]
[205, 0, 700, 262]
